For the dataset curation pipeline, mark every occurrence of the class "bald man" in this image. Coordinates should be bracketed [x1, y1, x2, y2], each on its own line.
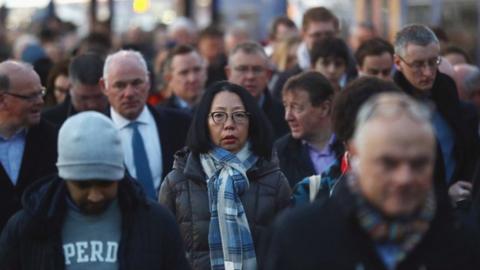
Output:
[0, 60, 57, 231]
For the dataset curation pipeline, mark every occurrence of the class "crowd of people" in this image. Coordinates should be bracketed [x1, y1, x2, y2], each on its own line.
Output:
[0, 4, 479, 270]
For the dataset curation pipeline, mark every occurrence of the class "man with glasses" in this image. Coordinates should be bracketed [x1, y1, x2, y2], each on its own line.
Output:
[226, 41, 288, 139]
[0, 60, 57, 231]
[101, 50, 190, 200]
[393, 24, 479, 210]
[43, 53, 108, 127]
[264, 93, 480, 270]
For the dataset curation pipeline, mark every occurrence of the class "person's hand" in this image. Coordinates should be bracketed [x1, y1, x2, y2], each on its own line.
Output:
[448, 180, 472, 205]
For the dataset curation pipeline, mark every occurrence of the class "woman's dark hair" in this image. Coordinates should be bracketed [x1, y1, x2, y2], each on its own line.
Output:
[186, 81, 273, 159]
[332, 77, 401, 143]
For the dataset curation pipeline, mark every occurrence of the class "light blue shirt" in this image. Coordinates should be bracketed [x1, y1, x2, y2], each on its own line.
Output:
[173, 95, 193, 111]
[0, 129, 26, 185]
[375, 243, 401, 270]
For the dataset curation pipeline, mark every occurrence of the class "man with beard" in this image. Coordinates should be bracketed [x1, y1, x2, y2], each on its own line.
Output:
[0, 111, 190, 270]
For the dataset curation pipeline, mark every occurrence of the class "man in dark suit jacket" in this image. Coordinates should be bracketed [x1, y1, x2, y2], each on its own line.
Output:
[226, 41, 288, 139]
[0, 60, 57, 230]
[157, 45, 206, 114]
[101, 50, 190, 199]
[42, 53, 108, 127]
[275, 72, 343, 187]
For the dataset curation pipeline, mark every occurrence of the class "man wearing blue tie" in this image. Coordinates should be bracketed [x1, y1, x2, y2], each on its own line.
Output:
[101, 50, 191, 199]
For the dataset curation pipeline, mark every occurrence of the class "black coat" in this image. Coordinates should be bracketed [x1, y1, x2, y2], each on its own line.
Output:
[158, 148, 291, 270]
[41, 95, 78, 128]
[0, 175, 191, 270]
[274, 133, 344, 187]
[262, 90, 289, 140]
[0, 119, 57, 232]
[263, 179, 480, 270]
[158, 95, 186, 111]
[394, 71, 480, 185]
[108, 105, 191, 180]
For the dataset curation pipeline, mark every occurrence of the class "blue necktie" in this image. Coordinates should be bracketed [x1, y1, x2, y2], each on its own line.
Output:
[130, 122, 156, 199]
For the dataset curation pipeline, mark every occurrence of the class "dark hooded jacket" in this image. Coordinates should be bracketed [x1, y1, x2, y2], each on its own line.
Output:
[158, 148, 291, 270]
[0, 175, 191, 270]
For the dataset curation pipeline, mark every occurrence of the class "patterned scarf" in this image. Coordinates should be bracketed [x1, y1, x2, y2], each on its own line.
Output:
[347, 174, 436, 267]
[200, 143, 258, 270]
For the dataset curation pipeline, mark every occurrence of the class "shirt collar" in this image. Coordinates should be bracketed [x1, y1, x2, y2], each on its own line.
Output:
[173, 95, 191, 109]
[0, 128, 27, 141]
[110, 106, 150, 129]
[303, 134, 336, 156]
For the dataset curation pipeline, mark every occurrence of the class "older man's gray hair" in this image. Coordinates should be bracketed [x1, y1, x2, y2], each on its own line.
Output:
[353, 92, 434, 150]
[394, 24, 439, 57]
[102, 50, 148, 86]
[228, 41, 269, 65]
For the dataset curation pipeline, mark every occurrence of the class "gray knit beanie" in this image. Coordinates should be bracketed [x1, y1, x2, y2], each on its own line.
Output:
[57, 111, 125, 181]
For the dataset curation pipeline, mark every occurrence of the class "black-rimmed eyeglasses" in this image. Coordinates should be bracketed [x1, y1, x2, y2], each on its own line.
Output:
[397, 55, 441, 72]
[209, 111, 250, 124]
[4, 87, 46, 102]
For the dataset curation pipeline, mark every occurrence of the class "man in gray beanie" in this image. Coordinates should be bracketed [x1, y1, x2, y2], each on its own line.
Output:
[0, 111, 191, 270]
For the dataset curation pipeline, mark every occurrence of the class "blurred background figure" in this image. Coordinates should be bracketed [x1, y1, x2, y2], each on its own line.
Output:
[224, 22, 251, 54]
[197, 25, 227, 87]
[167, 17, 198, 47]
[265, 16, 298, 57]
[443, 45, 471, 66]
[271, 35, 302, 73]
[355, 37, 394, 81]
[454, 64, 480, 116]
[44, 58, 70, 108]
[348, 22, 377, 52]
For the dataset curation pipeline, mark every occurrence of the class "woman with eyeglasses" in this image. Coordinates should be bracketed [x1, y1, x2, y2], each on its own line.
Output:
[158, 81, 291, 270]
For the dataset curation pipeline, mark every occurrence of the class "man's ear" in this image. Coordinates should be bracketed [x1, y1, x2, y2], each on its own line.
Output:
[393, 54, 403, 71]
[320, 100, 332, 117]
[265, 68, 273, 81]
[99, 78, 108, 95]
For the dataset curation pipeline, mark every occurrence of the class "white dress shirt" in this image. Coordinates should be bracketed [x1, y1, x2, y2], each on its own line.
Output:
[110, 106, 163, 190]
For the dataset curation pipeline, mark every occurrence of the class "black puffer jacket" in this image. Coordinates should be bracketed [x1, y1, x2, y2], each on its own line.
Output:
[158, 148, 291, 270]
[0, 175, 191, 270]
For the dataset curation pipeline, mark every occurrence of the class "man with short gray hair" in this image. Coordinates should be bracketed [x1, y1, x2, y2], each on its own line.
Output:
[101, 50, 190, 199]
[393, 24, 479, 209]
[264, 92, 480, 270]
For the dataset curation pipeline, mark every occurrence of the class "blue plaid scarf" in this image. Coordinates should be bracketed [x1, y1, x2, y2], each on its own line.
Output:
[200, 143, 258, 270]
[347, 174, 436, 267]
